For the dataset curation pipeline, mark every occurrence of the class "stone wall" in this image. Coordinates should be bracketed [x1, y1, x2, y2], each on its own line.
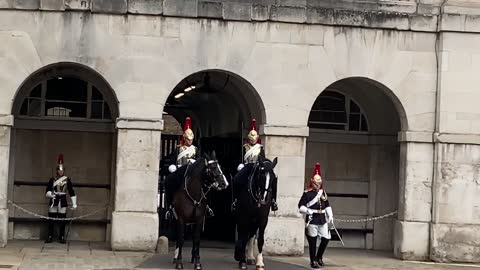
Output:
[1, 0, 480, 33]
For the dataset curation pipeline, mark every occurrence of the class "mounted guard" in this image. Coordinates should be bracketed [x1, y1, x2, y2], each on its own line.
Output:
[232, 119, 278, 212]
[164, 117, 200, 219]
[298, 163, 333, 269]
[45, 154, 77, 244]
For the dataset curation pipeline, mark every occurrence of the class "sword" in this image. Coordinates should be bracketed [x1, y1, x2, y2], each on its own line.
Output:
[306, 215, 313, 227]
[330, 220, 345, 247]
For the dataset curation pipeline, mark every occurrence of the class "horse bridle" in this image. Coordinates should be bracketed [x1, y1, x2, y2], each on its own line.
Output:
[248, 162, 272, 207]
[183, 160, 224, 207]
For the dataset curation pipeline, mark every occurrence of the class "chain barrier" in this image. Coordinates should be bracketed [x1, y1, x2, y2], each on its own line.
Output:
[7, 200, 109, 221]
[335, 210, 397, 223]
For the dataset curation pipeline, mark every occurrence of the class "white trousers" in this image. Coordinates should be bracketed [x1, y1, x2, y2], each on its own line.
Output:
[48, 206, 67, 214]
[306, 223, 331, 239]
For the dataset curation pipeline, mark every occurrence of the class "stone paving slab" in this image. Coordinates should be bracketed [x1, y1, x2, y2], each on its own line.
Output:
[2, 241, 480, 270]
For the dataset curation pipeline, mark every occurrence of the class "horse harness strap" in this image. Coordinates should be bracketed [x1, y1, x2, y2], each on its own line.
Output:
[183, 162, 212, 208]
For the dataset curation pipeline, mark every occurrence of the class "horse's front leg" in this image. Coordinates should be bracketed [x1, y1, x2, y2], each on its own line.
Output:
[246, 236, 257, 265]
[234, 226, 249, 269]
[174, 221, 185, 269]
[255, 223, 267, 269]
[191, 222, 202, 270]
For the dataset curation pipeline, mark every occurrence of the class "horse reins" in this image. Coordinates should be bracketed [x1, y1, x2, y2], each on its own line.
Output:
[183, 161, 219, 208]
[248, 164, 272, 207]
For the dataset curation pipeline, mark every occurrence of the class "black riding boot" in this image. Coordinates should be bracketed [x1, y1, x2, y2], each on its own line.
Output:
[271, 178, 278, 211]
[306, 235, 320, 269]
[45, 212, 56, 243]
[58, 213, 67, 244]
[316, 237, 329, 266]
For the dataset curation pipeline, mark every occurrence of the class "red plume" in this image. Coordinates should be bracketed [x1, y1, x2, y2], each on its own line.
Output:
[183, 117, 192, 132]
[250, 119, 257, 131]
[57, 154, 64, 164]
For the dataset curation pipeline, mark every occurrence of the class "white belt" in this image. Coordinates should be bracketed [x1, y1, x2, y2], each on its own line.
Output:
[311, 209, 325, 214]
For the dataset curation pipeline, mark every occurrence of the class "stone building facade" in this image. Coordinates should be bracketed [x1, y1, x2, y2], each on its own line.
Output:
[0, 0, 479, 263]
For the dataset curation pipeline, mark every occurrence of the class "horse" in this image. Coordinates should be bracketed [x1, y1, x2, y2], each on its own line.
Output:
[170, 151, 229, 270]
[234, 152, 278, 270]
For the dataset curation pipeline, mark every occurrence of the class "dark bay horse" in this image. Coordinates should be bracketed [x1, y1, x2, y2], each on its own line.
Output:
[171, 152, 229, 270]
[234, 153, 278, 269]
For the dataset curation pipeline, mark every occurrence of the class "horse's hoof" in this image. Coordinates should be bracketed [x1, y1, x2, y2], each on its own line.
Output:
[256, 265, 265, 270]
[175, 262, 184, 269]
[239, 262, 248, 269]
[194, 263, 202, 270]
[247, 258, 256, 265]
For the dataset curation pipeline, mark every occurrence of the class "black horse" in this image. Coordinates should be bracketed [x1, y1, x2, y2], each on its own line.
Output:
[169, 151, 229, 270]
[234, 151, 278, 270]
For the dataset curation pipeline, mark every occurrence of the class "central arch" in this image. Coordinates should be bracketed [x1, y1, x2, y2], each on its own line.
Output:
[159, 70, 265, 244]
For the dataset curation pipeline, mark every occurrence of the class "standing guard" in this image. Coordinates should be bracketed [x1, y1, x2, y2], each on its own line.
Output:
[232, 119, 278, 212]
[45, 154, 77, 244]
[298, 163, 333, 269]
[164, 117, 200, 219]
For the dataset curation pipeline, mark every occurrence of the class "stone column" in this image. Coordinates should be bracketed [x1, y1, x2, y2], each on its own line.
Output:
[111, 118, 163, 251]
[430, 134, 480, 263]
[260, 125, 308, 256]
[0, 115, 13, 247]
[394, 131, 434, 260]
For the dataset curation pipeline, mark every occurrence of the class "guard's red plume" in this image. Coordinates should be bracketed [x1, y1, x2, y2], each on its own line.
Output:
[313, 163, 321, 177]
[250, 119, 257, 131]
[57, 154, 64, 164]
[183, 117, 192, 132]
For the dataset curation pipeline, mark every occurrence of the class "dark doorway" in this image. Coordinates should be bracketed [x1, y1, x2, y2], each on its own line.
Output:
[159, 70, 265, 246]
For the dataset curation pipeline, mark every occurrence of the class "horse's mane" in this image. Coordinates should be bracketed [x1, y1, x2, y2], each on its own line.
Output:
[188, 157, 206, 176]
[170, 157, 207, 182]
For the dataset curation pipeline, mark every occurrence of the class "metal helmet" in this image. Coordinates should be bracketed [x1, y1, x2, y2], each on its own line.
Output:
[247, 119, 259, 145]
[182, 117, 194, 141]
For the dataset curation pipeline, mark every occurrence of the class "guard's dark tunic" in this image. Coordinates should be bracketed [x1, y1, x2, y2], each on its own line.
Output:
[46, 177, 76, 208]
[297, 189, 330, 225]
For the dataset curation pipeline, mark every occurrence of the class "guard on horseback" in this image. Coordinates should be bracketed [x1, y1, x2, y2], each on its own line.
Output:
[45, 154, 77, 244]
[298, 163, 333, 269]
[164, 117, 200, 220]
[232, 119, 278, 212]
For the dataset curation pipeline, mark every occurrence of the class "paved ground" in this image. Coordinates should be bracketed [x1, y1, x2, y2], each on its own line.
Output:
[1, 240, 480, 270]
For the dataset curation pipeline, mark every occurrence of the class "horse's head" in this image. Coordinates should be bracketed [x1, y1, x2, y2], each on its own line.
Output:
[204, 150, 229, 191]
[251, 148, 278, 204]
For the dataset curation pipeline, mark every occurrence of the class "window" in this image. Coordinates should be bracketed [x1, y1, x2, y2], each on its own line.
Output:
[309, 90, 368, 132]
[19, 77, 112, 121]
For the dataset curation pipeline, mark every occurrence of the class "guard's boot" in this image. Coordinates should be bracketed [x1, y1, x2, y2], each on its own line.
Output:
[58, 213, 67, 244]
[316, 237, 329, 267]
[45, 212, 56, 243]
[306, 235, 319, 269]
[271, 199, 278, 211]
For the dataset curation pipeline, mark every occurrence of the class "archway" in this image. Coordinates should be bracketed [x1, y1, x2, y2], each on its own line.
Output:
[159, 70, 265, 244]
[9, 63, 119, 242]
[306, 77, 405, 251]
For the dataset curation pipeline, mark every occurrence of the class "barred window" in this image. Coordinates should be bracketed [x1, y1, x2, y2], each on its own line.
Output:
[19, 77, 112, 121]
[309, 90, 368, 132]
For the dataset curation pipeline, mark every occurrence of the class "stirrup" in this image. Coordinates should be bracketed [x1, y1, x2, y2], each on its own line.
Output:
[206, 205, 214, 217]
[231, 200, 237, 212]
[165, 208, 173, 220]
[271, 200, 278, 211]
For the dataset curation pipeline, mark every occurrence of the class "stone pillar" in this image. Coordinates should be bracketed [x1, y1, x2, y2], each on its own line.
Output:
[430, 133, 480, 263]
[394, 131, 434, 261]
[111, 118, 163, 251]
[0, 115, 13, 247]
[260, 125, 308, 256]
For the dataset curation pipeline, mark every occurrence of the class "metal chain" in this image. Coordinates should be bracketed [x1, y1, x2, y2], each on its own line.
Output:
[335, 210, 397, 223]
[7, 200, 109, 221]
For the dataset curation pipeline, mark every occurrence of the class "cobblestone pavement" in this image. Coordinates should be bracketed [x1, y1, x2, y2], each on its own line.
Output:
[1, 240, 480, 270]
